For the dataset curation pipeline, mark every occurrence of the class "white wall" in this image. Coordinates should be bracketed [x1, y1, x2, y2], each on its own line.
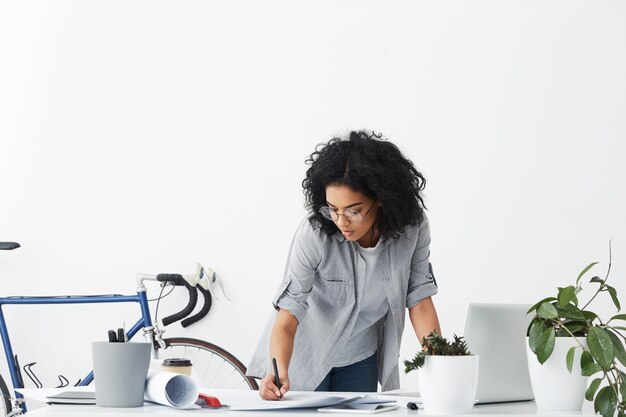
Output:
[1, 0, 625, 392]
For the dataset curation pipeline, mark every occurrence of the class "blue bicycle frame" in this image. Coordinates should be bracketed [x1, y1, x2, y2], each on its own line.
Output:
[0, 289, 153, 413]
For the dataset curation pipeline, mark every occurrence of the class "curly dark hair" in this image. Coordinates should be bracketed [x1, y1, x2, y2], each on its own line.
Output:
[302, 130, 427, 240]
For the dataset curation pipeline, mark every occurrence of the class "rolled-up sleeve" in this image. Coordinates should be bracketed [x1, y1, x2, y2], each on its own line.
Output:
[406, 216, 438, 308]
[272, 218, 323, 323]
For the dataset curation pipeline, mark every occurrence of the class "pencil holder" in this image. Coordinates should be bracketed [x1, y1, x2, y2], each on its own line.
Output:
[92, 341, 151, 407]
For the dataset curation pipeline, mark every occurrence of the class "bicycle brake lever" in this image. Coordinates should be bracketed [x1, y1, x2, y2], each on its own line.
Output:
[151, 325, 168, 349]
[197, 266, 230, 301]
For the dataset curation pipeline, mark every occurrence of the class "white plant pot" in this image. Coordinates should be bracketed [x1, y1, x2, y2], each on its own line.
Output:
[417, 355, 479, 414]
[526, 336, 588, 410]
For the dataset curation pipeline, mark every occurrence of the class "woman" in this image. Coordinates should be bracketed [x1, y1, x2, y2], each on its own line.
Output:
[247, 131, 441, 399]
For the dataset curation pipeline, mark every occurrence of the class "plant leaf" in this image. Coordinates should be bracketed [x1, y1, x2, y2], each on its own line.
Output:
[583, 310, 599, 322]
[566, 346, 576, 373]
[594, 386, 617, 417]
[585, 378, 603, 401]
[536, 327, 556, 364]
[556, 304, 586, 320]
[558, 286, 577, 308]
[563, 322, 586, 335]
[609, 314, 626, 323]
[527, 297, 557, 314]
[607, 286, 621, 311]
[588, 326, 615, 371]
[612, 326, 626, 331]
[538, 302, 559, 319]
[528, 320, 545, 353]
[590, 276, 605, 284]
[577, 262, 599, 286]
[581, 362, 603, 376]
[606, 329, 626, 367]
[581, 350, 594, 369]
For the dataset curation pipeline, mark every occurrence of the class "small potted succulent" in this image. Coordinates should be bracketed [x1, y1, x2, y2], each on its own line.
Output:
[404, 331, 478, 414]
[526, 243, 626, 417]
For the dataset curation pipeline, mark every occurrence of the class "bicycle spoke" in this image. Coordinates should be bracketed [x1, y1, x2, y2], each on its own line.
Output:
[158, 338, 257, 390]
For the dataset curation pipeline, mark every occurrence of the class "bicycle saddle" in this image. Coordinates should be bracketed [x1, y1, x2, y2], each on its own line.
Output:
[0, 242, 20, 250]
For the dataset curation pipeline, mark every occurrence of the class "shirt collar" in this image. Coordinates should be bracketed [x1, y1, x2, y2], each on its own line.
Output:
[332, 231, 392, 247]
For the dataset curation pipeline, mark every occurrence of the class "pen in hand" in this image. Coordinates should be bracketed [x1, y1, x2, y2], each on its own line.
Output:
[272, 357, 283, 399]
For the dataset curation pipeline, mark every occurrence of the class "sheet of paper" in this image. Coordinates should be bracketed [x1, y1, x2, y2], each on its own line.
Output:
[199, 389, 397, 411]
[318, 403, 401, 414]
[200, 389, 362, 410]
[370, 394, 422, 404]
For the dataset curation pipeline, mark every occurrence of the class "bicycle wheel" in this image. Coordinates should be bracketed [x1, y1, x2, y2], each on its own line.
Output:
[0, 373, 12, 416]
[159, 338, 258, 390]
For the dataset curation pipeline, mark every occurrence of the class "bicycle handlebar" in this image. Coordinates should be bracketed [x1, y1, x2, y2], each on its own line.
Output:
[155, 267, 215, 328]
[156, 273, 199, 327]
[181, 284, 212, 328]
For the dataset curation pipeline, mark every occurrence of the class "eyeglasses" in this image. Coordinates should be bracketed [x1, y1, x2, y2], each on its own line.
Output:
[319, 200, 377, 225]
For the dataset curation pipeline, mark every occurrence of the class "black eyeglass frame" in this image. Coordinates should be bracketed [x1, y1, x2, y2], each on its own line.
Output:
[318, 199, 378, 224]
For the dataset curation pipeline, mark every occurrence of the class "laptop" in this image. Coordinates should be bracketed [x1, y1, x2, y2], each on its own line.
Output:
[463, 303, 535, 404]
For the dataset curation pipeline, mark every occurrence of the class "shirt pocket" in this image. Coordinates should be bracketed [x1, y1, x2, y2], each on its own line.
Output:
[310, 270, 355, 312]
[318, 270, 350, 283]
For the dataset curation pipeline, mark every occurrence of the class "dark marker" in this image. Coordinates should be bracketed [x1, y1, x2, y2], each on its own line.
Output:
[272, 357, 283, 398]
[407, 402, 419, 410]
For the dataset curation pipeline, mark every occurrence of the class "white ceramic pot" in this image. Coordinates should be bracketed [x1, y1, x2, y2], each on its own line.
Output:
[526, 336, 588, 410]
[417, 355, 479, 414]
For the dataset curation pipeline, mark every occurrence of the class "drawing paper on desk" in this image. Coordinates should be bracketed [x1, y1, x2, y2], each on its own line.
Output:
[144, 371, 199, 409]
[318, 403, 401, 414]
[201, 389, 383, 411]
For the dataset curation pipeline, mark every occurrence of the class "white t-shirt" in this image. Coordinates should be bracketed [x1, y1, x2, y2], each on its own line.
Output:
[334, 239, 390, 367]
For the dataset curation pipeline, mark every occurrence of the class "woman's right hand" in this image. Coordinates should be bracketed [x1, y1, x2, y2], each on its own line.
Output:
[259, 373, 290, 400]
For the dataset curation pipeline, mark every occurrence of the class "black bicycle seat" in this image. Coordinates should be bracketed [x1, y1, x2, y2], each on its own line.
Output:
[0, 242, 20, 250]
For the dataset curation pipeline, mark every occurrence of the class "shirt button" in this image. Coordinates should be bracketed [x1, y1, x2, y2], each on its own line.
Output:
[383, 276, 390, 282]
[391, 303, 398, 308]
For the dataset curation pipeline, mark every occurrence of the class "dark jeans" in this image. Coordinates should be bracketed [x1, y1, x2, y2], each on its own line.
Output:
[315, 352, 378, 392]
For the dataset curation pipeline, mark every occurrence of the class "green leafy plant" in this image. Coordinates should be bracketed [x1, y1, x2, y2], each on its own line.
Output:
[527, 243, 626, 417]
[403, 330, 472, 373]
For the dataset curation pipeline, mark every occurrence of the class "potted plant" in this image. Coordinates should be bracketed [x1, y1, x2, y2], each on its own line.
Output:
[404, 331, 478, 414]
[526, 244, 626, 417]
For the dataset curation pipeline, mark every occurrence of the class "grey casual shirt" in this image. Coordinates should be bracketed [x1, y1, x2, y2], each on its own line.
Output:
[246, 214, 438, 391]
[334, 240, 389, 367]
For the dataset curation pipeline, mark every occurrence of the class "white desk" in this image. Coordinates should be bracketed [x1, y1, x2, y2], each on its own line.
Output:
[27, 401, 596, 417]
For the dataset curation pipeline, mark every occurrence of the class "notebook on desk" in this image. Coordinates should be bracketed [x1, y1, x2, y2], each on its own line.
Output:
[463, 303, 535, 404]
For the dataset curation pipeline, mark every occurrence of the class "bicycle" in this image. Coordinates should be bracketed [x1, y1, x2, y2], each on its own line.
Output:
[0, 241, 258, 416]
